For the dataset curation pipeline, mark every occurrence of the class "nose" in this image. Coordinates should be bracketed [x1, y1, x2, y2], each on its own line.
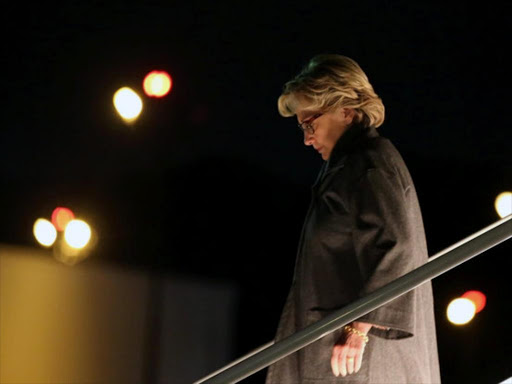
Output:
[303, 131, 314, 146]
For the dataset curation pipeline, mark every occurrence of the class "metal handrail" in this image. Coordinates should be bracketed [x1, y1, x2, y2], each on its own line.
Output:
[193, 341, 274, 384]
[195, 215, 512, 384]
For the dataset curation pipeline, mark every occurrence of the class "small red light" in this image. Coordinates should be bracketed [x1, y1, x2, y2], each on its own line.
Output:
[462, 290, 486, 313]
[51, 207, 75, 232]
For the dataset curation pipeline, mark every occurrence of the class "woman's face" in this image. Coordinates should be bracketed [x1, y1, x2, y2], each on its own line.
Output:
[295, 98, 354, 161]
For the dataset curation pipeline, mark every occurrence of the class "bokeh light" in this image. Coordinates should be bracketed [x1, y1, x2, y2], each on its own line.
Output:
[64, 219, 92, 249]
[33, 219, 57, 247]
[143, 70, 172, 97]
[495, 191, 512, 218]
[51, 207, 75, 232]
[113, 87, 143, 122]
[447, 298, 476, 325]
[462, 290, 487, 313]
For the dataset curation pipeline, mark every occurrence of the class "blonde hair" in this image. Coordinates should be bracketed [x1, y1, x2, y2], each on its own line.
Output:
[277, 55, 385, 128]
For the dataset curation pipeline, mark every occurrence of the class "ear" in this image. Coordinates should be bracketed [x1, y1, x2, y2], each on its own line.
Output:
[341, 108, 355, 124]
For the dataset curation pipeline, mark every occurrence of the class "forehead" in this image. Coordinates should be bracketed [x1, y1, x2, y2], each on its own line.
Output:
[296, 109, 316, 123]
[293, 95, 318, 122]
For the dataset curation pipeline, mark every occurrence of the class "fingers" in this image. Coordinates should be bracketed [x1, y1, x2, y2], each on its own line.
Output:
[331, 334, 367, 377]
[354, 350, 363, 373]
[331, 345, 353, 377]
[346, 355, 355, 374]
[338, 345, 348, 377]
[330, 344, 347, 377]
[330, 350, 339, 377]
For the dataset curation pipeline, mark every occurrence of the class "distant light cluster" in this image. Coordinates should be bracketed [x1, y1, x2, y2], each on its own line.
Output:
[113, 70, 172, 124]
[446, 290, 487, 326]
[33, 207, 93, 265]
[443, 192, 510, 326]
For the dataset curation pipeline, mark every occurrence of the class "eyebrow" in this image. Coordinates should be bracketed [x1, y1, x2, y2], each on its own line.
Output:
[297, 112, 315, 124]
[299, 112, 321, 125]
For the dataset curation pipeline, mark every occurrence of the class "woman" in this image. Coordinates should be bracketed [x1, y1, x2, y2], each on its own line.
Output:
[265, 55, 441, 383]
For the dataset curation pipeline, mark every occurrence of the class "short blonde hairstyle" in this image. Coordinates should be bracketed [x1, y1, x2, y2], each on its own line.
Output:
[278, 54, 385, 128]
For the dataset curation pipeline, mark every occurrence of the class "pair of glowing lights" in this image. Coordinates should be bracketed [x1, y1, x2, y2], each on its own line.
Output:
[444, 193, 510, 325]
[33, 207, 91, 250]
[446, 290, 487, 325]
[113, 70, 172, 122]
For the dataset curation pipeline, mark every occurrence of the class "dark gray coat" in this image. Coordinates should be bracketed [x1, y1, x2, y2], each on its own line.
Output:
[266, 124, 441, 383]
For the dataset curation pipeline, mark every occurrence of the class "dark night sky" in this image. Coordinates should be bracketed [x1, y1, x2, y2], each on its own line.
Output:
[2, 2, 511, 382]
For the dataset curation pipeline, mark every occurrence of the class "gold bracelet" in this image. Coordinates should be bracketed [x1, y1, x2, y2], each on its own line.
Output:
[343, 325, 369, 344]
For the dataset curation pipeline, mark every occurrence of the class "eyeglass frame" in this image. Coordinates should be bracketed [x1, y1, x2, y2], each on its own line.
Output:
[297, 113, 323, 134]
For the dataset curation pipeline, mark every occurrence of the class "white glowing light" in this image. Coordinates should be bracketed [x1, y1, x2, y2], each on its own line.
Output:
[33, 218, 57, 247]
[64, 219, 92, 249]
[495, 191, 512, 218]
[113, 87, 143, 121]
[447, 298, 476, 325]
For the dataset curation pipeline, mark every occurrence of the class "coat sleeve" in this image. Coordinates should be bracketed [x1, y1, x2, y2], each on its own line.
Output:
[350, 167, 422, 339]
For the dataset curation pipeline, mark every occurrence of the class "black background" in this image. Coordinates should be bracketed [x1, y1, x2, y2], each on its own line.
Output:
[2, 2, 511, 383]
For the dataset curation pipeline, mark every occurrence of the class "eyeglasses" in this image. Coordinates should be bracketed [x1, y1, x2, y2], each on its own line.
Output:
[297, 113, 323, 134]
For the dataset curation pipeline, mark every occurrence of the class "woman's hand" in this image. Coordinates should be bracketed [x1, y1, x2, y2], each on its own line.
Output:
[331, 321, 371, 377]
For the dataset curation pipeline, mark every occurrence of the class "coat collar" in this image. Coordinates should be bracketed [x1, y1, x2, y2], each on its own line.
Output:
[326, 123, 379, 171]
[312, 123, 379, 189]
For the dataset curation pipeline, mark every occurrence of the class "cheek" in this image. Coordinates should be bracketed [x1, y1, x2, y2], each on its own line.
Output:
[323, 131, 338, 148]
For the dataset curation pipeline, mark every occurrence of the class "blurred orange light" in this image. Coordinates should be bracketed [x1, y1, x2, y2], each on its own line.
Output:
[143, 70, 172, 97]
[462, 290, 487, 313]
[51, 207, 75, 232]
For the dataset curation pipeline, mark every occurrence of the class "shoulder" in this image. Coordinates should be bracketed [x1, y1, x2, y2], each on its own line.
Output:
[341, 130, 414, 194]
[348, 130, 408, 177]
